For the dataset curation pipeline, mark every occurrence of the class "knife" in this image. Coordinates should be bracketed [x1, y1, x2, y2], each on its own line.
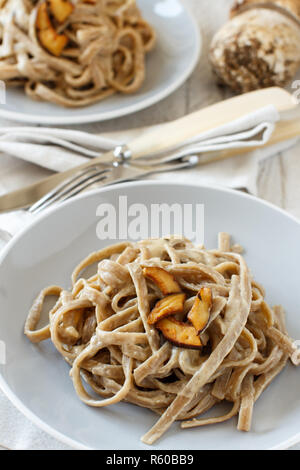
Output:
[0, 87, 297, 213]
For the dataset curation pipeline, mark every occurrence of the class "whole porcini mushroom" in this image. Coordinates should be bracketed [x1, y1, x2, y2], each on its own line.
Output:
[187, 287, 212, 335]
[210, 0, 300, 93]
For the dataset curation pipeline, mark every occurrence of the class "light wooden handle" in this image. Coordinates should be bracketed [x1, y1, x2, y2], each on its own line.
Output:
[127, 87, 297, 159]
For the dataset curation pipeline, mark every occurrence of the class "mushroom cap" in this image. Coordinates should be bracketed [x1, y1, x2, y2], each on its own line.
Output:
[210, 8, 300, 92]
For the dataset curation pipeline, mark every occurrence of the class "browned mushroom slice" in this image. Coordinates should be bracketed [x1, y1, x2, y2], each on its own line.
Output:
[48, 0, 74, 23]
[147, 293, 186, 325]
[187, 287, 212, 334]
[36, 3, 68, 56]
[36, 3, 52, 30]
[143, 266, 181, 295]
[156, 317, 202, 349]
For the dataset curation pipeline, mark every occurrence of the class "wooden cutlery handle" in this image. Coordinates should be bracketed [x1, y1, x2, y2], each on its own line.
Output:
[127, 87, 297, 159]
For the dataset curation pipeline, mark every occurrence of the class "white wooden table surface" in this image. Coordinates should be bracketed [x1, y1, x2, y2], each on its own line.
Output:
[0, 0, 300, 451]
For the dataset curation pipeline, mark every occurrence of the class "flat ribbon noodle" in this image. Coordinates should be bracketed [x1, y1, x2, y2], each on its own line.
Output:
[24, 234, 299, 444]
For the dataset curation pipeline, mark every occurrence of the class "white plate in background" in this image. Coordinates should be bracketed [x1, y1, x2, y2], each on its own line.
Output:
[0, 181, 300, 450]
[0, 0, 201, 125]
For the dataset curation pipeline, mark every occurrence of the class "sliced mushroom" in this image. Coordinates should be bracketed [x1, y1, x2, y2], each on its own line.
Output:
[143, 266, 181, 295]
[147, 293, 186, 325]
[48, 0, 74, 23]
[156, 317, 202, 350]
[187, 287, 212, 335]
[36, 3, 68, 56]
[36, 3, 52, 30]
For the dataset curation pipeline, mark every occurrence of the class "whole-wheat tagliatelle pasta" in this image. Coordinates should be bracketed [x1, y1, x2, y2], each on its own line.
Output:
[24, 234, 300, 444]
[0, 0, 155, 107]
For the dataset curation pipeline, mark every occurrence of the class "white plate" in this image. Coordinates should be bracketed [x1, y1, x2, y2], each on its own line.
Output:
[0, 181, 300, 450]
[0, 0, 201, 125]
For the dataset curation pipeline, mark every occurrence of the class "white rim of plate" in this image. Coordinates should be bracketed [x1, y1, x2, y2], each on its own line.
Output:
[0, 180, 300, 450]
[0, 5, 201, 125]
[0, 181, 300, 450]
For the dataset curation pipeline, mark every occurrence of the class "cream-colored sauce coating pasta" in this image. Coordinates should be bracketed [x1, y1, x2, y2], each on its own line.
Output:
[0, 0, 155, 107]
[24, 234, 300, 444]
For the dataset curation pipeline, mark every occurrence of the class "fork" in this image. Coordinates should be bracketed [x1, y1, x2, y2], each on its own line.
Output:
[0, 154, 198, 248]
[28, 154, 199, 214]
